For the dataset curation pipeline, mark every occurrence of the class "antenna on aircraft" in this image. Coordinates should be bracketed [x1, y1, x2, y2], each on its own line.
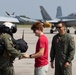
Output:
[22, 30, 24, 40]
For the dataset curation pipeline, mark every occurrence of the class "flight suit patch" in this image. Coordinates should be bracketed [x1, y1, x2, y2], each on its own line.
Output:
[71, 37, 74, 42]
[8, 37, 12, 41]
[56, 38, 59, 43]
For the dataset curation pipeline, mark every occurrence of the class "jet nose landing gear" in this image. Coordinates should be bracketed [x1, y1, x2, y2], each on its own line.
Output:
[50, 29, 53, 33]
[67, 29, 70, 33]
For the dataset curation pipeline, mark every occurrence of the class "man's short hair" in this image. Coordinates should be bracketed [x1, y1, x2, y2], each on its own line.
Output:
[31, 21, 43, 32]
[56, 21, 66, 27]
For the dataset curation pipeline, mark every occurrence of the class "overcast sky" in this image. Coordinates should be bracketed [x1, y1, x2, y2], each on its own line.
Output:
[0, 0, 76, 19]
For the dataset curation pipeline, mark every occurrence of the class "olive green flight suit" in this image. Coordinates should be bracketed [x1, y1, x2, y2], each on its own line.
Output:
[0, 33, 22, 75]
[50, 33, 75, 75]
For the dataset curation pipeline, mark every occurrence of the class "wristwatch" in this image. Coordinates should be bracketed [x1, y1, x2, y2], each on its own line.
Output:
[29, 54, 32, 58]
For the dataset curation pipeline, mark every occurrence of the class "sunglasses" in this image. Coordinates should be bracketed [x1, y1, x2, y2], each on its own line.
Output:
[33, 29, 36, 33]
[56, 26, 63, 29]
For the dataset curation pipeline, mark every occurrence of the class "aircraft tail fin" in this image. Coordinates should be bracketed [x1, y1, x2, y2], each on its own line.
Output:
[56, 6, 62, 18]
[40, 6, 52, 21]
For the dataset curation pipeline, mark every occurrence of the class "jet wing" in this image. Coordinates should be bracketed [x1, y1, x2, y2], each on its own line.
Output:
[46, 19, 60, 23]
[0, 16, 19, 23]
[61, 19, 76, 22]
[46, 18, 76, 24]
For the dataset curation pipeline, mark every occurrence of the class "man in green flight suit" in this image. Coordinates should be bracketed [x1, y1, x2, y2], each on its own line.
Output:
[0, 22, 25, 75]
[50, 21, 75, 75]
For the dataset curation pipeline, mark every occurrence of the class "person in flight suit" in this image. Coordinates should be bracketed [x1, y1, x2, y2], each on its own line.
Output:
[0, 22, 25, 75]
[50, 21, 75, 75]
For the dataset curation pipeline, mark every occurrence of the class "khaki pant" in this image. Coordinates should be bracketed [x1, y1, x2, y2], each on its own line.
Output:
[34, 64, 48, 75]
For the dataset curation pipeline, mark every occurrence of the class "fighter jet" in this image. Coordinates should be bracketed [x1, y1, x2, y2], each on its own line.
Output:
[40, 6, 76, 34]
[5, 11, 37, 24]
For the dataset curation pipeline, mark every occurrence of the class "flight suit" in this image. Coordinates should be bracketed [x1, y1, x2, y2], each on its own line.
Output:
[50, 33, 75, 75]
[0, 33, 22, 75]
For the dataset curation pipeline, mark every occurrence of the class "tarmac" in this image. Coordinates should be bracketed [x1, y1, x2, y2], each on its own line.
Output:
[13, 27, 76, 75]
